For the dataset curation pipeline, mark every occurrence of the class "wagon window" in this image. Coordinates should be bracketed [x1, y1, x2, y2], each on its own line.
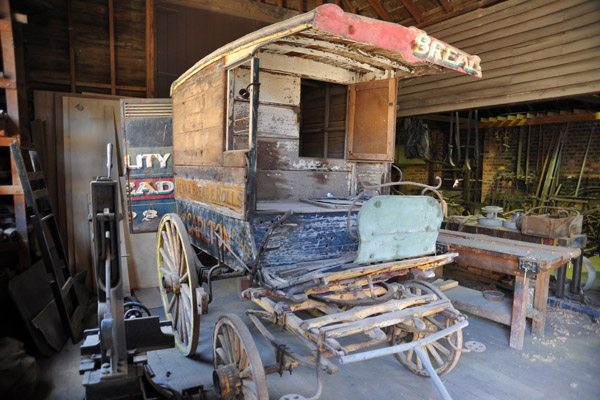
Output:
[299, 79, 347, 159]
[227, 67, 251, 151]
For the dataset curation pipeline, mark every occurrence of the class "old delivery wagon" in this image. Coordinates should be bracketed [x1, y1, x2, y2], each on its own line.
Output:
[156, 4, 481, 399]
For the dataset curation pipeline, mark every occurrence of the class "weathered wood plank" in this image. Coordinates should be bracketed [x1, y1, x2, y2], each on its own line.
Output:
[532, 271, 550, 336]
[510, 273, 529, 350]
[223, 150, 247, 167]
[399, 39, 600, 96]
[257, 170, 350, 200]
[260, 52, 357, 85]
[429, 0, 545, 36]
[234, 67, 300, 106]
[400, 81, 600, 117]
[164, 0, 298, 23]
[174, 177, 245, 214]
[173, 127, 225, 167]
[257, 137, 350, 171]
[233, 101, 299, 138]
[445, 286, 512, 326]
[398, 66, 600, 115]
[174, 165, 246, 186]
[445, 1, 599, 51]
[435, 0, 584, 43]
[399, 21, 600, 93]
[395, 0, 600, 115]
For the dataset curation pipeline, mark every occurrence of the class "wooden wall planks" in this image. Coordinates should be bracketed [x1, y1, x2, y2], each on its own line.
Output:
[24, 0, 147, 96]
[33, 91, 161, 289]
[396, 0, 600, 116]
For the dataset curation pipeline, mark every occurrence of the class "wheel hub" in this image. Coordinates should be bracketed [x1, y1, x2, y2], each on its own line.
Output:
[213, 364, 242, 398]
[162, 273, 181, 294]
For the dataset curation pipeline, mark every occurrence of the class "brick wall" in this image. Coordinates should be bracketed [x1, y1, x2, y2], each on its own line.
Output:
[481, 121, 600, 201]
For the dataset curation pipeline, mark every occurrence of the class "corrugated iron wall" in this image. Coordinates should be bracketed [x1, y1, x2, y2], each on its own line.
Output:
[396, 0, 600, 116]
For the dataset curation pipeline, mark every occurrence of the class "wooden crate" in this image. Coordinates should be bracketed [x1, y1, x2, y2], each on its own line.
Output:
[521, 214, 583, 238]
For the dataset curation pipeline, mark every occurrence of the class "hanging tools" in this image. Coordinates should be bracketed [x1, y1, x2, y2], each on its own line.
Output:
[525, 125, 531, 186]
[463, 110, 473, 206]
[464, 110, 472, 172]
[448, 112, 455, 167]
[516, 126, 524, 178]
[575, 126, 595, 196]
[455, 112, 461, 163]
[474, 109, 479, 169]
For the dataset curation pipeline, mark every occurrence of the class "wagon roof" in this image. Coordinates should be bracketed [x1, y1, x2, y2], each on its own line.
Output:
[171, 4, 481, 94]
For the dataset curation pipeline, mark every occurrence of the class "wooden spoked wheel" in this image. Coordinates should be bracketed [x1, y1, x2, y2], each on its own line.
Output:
[391, 280, 462, 377]
[213, 313, 268, 400]
[157, 213, 199, 356]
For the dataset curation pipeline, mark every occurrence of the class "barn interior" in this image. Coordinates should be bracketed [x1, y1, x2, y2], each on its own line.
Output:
[0, 1, 599, 400]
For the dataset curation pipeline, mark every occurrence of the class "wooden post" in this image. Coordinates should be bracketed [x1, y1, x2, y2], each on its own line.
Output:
[146, 0, 155, 98]
[67, 0, 76, 93]
[510, 272, 529, 350]
[108, 0, 116, 95]
[532, 270, 550, 336]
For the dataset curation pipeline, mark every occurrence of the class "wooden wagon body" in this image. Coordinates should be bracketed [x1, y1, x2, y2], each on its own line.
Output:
[157, 5, 482, 399]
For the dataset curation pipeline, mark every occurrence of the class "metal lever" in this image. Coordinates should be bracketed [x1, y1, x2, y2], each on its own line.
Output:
[106, 143, 113, 179]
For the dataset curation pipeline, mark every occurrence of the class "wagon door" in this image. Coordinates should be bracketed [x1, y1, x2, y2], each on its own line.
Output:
[346, 78, 397, 162]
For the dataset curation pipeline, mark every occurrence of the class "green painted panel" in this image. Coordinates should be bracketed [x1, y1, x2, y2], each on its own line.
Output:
[355, 196, 442, 264]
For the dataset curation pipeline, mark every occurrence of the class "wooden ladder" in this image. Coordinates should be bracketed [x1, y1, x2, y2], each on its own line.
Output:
[0, 0, 30, 269]
[0, 136, 29, 268]
[9, 142, 85, 341]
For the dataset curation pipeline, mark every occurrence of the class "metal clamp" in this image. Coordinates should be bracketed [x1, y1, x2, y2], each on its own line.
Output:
[436, 243, 448, 255]
[518, 257, 539, 274]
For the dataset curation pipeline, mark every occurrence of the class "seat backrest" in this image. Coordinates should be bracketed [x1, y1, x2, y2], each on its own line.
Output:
[355, 195, 442, 264]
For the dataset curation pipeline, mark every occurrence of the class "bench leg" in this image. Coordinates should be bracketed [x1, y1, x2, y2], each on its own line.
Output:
[510, 272, 529, 350]
[532, 270, 550, 336]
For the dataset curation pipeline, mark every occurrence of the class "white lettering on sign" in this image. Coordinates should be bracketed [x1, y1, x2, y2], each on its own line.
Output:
[128, 180, 175, 197]
[412, 32, 481, 77]
[125, 153, 171, 170]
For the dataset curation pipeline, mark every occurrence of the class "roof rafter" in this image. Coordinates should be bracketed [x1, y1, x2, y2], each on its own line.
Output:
[366, 0, 392, 22]
[278, 34, 413, 74]
[399, 0, 423, 23]
[266, 42, 385, 74]
[341, 0, 357, 14]
[438, 0, 453, 13]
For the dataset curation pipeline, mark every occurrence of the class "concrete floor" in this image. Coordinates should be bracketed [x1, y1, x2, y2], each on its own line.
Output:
[35, 278, 600, 400]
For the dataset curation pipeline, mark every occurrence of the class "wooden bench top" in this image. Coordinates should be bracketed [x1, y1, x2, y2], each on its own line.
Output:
[437, 229, 580, 275]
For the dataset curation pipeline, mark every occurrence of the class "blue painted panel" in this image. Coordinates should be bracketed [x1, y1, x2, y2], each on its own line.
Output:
[177, 200, 256, 271]
[252, 211, 359, 269]
[123, 99, 176, 233]
[130, 198, 177, 232]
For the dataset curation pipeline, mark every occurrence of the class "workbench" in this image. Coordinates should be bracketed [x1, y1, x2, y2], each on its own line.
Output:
[437, 229, 580, 350]
[444, 218, 587, 298]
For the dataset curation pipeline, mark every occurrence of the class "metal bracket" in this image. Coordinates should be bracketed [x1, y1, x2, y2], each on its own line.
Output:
[518, 257, 539, 274]
[436, 243, 448, 255]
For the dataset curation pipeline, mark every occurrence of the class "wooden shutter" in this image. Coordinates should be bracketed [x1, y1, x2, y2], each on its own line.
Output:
[346, 78, 397, 162]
